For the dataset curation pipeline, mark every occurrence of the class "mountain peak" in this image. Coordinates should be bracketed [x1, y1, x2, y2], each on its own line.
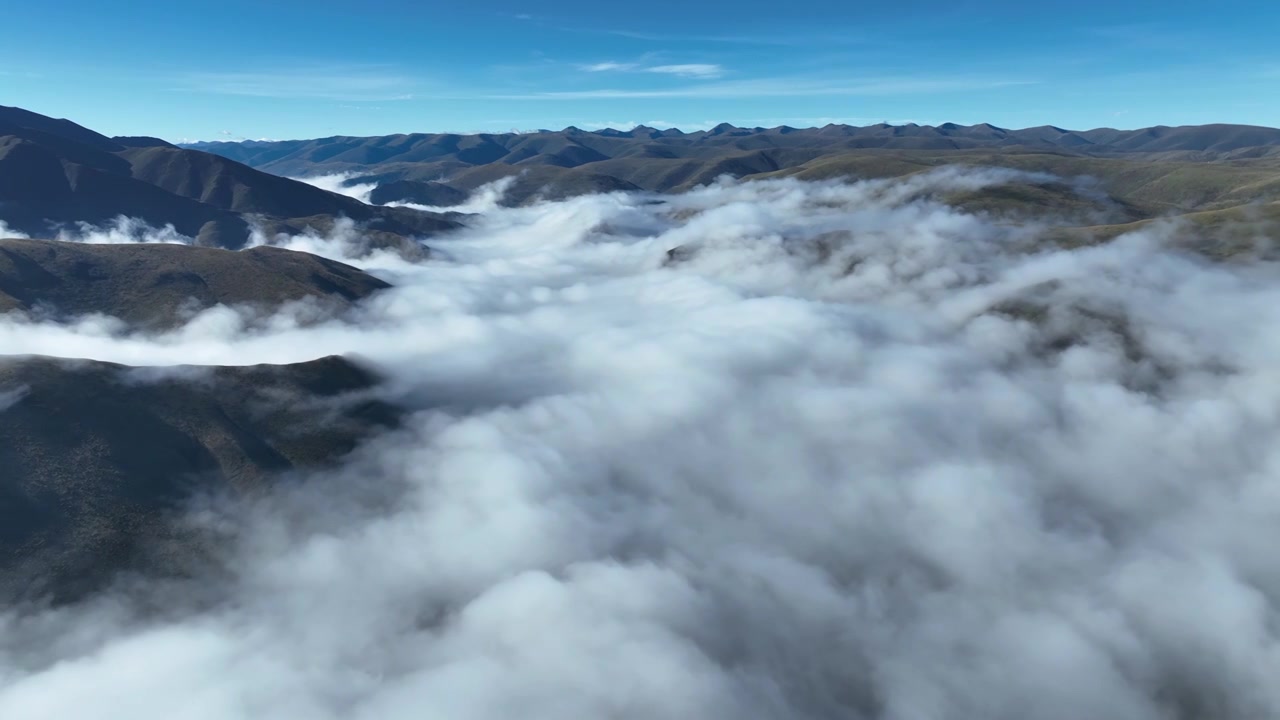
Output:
[0, 104, 122, 151]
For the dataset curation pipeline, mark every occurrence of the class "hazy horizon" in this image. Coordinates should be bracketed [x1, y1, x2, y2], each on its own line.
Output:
[3, 0, 1278, 141]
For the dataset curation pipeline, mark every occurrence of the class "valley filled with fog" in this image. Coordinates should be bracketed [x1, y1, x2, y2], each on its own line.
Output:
[4, 170, 1280, 718]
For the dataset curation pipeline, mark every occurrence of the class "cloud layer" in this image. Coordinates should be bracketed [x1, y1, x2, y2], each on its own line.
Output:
[3, 171, 1280, 719]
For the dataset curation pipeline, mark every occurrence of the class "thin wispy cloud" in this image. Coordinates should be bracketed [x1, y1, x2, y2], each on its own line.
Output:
[0, 385, 28, 413]
[579, 62, 723, 79]
[581, 61, 640, 72]
[177, 65, 418, 101]
[596, 27, 861, 46]
[646, 64, 723, 79]
[488, 75, 1035, 100]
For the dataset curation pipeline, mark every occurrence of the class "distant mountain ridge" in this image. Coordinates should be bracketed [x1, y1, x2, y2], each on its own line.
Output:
[184, 120, 1280, 171]
[6, 104, 1280, 237]
[180, 120, 1280, 209]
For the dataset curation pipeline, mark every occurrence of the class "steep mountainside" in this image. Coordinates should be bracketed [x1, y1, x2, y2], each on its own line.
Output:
[0, 105, 460, 249]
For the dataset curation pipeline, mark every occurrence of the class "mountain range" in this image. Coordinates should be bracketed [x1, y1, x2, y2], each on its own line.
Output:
[6, 103, 1280, 241]
[4, 106, 1280, 603]
[183, 121, 1280, 210]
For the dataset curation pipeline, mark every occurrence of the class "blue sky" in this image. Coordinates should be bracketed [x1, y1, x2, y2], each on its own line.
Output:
[2, 0, 1278, 141]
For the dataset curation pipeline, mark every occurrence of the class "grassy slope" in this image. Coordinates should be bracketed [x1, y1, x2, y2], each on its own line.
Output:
[0, 238, 390, 327]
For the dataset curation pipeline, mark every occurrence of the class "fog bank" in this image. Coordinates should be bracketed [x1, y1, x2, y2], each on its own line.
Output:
[3, 170, 1279, 719]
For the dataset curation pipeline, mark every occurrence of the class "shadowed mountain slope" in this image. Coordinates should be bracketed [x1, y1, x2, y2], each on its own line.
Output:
[0, 354, 399, 604]
[0, 106, 460, 249]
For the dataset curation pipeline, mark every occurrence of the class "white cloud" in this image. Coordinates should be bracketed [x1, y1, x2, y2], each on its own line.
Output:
[645, 63, 723, 79]
[56, 217, 190, 245]
[177, 65, 417, 101]
[0, 217, 191, 245]
[577, 62, 723, 79]
[290, 172, 378, 205]
[3, 171, 1280, 718]
[489, 75, 1035, 100]
[0, 385, 27, 412]
[0, 221, 30, 239]
[580, 61, 639, 72]
[384, 176, 516, 215]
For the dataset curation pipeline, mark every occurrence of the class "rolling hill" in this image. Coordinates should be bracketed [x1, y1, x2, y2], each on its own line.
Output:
[0, 237, 390, 327]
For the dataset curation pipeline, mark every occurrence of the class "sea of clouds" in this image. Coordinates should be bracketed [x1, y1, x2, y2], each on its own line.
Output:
[2, 170, 1280, 719]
